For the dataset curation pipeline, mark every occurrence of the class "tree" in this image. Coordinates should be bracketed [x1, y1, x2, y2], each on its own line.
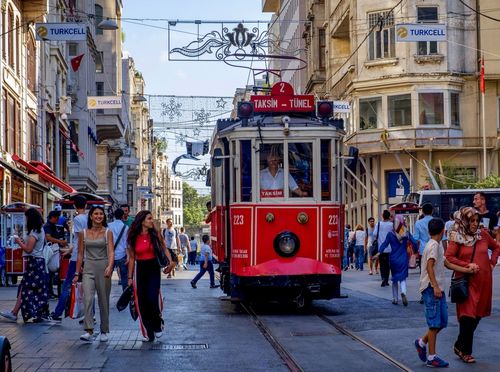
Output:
[182, 182, 210, 227]
[473, 174, 500, 188]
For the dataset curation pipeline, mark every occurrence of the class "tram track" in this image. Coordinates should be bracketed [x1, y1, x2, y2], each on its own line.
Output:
[241, 303, 411, 372]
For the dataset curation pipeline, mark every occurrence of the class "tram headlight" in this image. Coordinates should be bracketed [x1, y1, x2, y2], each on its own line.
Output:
[273, 231, 300, 258]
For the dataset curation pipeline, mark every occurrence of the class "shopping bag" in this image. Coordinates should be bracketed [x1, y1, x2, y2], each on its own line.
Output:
[68, 282, 84, 319]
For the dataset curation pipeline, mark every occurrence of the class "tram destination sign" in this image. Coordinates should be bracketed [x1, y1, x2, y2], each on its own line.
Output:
[251, 95, 315, 113]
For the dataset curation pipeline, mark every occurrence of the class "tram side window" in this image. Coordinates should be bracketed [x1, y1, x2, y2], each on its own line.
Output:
[240, 140, 252, 201]
[320, 140, 331, 201]
[288, 142, 313, 198]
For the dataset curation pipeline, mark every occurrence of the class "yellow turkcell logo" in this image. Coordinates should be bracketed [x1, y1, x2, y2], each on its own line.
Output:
[397, 27, 408, 39]
[37, 26, 48, 38]
[88, 98, 97, 108]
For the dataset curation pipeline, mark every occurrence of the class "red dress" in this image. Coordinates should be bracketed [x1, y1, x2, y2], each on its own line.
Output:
[445, 229, 500, 319]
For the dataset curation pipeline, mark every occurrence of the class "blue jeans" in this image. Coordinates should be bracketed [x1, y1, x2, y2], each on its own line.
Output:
[354, 245, 365, 270]
[114, 256, 128, 291]
[192, 261, 215, 286]
[52, 260, 77, 317]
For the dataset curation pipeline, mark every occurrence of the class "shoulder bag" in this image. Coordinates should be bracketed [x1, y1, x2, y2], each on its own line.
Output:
[114, 224, 127, 248]
[370, 222, 380, 257]
[153, 235, 170, 268]
[449, 243, 476, 303]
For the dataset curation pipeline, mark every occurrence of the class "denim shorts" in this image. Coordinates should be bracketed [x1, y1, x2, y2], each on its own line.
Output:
[422, 285, 448, 329]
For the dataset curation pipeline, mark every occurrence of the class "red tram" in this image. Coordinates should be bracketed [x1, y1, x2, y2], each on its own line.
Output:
[209, 82, 345, 306]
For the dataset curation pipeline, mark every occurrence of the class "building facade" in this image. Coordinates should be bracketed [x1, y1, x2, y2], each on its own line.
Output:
[295, 0, 499, 226]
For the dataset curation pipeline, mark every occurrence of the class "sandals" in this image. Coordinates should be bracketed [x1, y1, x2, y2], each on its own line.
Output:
[454, 346, 476, 363]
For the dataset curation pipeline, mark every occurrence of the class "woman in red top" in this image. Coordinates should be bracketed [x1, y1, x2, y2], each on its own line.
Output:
[127, 211, 174, 341]
[445, 207, 500, 363]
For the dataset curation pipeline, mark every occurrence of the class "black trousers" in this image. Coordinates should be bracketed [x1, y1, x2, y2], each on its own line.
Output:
[455, 316, 481, 355]
[379, 253, 390, 284]
[136, 259, 163, 339]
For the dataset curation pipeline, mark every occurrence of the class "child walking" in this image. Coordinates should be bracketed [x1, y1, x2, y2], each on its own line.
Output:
[414, 218, 475, 367]
[191, 235, 219, 289]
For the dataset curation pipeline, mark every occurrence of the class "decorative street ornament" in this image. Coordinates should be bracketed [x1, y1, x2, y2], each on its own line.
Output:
[216, 97, 227, 109]
[169, 22, 299, 61]
[193, 108, 211, 125]
[161, 98, 183, 122]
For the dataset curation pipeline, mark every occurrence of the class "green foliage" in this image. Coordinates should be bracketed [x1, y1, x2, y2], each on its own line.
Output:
[430, 165, 477, 189]
[473, 174, 500, 188]
[154, 138, 167, 154]
[182, 182, 210, 227]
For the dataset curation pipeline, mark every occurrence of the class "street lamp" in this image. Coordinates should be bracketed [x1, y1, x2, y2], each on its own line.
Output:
[98, 18, 118, 30]
[133, 94, 147, 103]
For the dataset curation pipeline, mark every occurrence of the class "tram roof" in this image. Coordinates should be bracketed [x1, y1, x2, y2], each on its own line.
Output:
[214, 114, 345, 137]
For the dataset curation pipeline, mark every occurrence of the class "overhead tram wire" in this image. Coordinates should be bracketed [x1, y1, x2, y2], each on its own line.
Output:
[458, 0, 500, 23]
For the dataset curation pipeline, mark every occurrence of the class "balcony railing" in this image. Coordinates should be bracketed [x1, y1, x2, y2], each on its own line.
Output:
[345, 127, 497, 154]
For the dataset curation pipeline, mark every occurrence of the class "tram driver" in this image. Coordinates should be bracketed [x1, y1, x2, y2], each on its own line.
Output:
[260, 153, 307, 198]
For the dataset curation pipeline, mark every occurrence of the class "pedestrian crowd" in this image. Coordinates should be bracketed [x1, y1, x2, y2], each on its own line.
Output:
[344, 191, 500, 367]
[0, 196, 214, 344]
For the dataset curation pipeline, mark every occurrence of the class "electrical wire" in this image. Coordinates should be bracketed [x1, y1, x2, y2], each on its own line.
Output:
[458, 0, 500, 23]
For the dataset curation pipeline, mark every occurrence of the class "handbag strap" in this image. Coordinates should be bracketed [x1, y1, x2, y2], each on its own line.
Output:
[114, 224, 127, 248]
[470, 242, 477, 263]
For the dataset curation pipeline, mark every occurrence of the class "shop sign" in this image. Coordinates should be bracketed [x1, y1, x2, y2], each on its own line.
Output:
[396, 24, 447, 42]
[35, 23, 86, 41]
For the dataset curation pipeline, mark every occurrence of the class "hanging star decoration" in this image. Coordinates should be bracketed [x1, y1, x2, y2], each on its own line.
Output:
[216, 97, 227, 109]
[192, 127, 201, 137]
[161, 98, 182, 122]
[193, 108, 211, 126]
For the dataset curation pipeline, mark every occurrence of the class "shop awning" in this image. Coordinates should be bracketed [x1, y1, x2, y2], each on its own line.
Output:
[12, 155, 76, 193]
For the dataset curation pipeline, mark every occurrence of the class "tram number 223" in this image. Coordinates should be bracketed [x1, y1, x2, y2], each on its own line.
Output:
[233, 215, 244, 225]
[328, 215, 338, 226]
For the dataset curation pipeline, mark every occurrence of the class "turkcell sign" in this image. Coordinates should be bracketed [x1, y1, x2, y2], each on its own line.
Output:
[251, 95, 315, 113]
[395, 24, 446, 42]
[35, 23, 86, 41]
[87, 96, 122, 109]
[333, 101, 350, 113]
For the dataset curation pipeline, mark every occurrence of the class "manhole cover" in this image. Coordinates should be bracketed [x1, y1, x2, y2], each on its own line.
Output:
[123, 343, 209, 350]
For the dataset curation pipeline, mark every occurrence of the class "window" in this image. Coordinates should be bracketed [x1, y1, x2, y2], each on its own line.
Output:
[417, 7, 438, 55]
[95, 5, 103, 35]
[388, 94, 412, 127]
[96, 51, 104, 73]
[15, 17, 19, 75]
[450, 93, 460, 127]
[28, 116, 37, 161]
[320, 140, 331, 201]
[96, 82, 104, 114]
[27, 33, 36, 93]
[318, 28, 326, 70]
[419, 93, 444, 125]
[127, 184, 134, 206]
[259, 143, 284, 198]
[68, 42, 78, 56]
[359, 97, 382, 130]
[240, 140, 252, 201]
[116, 166, 123, 192]
[288, 143, 313, 198]
[368, 11, 395, 60]
[7, 6, 13, 68]
[70, 120, 79, 163]
[2, 10, 5, 60]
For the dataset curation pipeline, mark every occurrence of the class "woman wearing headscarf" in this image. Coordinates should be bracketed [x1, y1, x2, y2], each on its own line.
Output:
[445, 207, 500, 363]
[375, 215, 417, 306]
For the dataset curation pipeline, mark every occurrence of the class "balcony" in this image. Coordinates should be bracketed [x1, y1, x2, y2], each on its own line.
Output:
[96, 109, 125, 140]
[345, 127, 497, 155]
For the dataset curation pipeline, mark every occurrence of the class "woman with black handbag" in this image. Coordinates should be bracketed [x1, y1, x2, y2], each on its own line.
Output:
[127, 211, 175, 342]
[445, 207, 500, 363]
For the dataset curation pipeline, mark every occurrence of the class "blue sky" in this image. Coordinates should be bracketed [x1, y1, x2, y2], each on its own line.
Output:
[122, 0, 270, 96]
[122, 1, 270, 193]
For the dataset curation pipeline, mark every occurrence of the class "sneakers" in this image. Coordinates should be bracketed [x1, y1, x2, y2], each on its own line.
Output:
[142, 336, 153, 342]
[426, 355, 449, 368]
[415, 339, 427, 362]
[401, 293, 408, 307]
[155, 331, 163, 339]
[392, 299, 398, 305]
[0, 311, 17, 322]
[190, 281, 197, 289]
[99, 333, 108, 342]
[80, 332, 94, 342]
[48, 313, 62, 322]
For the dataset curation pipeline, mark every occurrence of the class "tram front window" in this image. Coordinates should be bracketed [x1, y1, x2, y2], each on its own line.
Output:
[288, 143, 313, 198]
[259, 144, 308, 198]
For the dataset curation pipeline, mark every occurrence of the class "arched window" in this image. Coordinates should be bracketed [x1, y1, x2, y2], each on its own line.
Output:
[95, 5, 103, 35]
[27, 32, 36, 93]
[15, 17, 20, 75]
[8, 6, 14, 68]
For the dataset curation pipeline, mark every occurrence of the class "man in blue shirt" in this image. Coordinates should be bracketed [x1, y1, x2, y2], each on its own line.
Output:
[108, 208, 129, 291]
[190, 235, 219, 289]
[414, 203, 434, 256]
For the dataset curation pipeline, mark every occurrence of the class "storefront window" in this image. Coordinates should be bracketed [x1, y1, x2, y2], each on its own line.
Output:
[419, 92, 444, 125]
